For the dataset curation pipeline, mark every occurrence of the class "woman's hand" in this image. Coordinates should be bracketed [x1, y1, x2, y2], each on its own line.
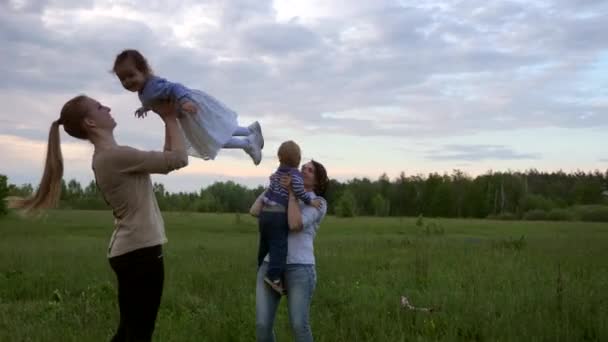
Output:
[151, 100, 179, 121]
[280, 175, 292, 191]
[249, 191, 266, 218]
[310, 198, 323, 209]
[151, 100, 188, 161]
[181, 100, 197, 114]
[281, 174, 320, 208]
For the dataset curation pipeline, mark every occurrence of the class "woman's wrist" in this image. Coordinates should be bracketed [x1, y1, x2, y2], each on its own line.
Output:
[163, 116, 178, 125]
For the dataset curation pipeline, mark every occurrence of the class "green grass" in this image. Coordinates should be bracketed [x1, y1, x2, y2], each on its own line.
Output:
[1, 211, 607, 341]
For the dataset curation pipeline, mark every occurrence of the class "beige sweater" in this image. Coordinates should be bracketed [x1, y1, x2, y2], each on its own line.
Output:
[92, 145, 188, 257]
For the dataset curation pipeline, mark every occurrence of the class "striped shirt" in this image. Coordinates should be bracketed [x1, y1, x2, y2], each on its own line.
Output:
[264, 166, 312, 207]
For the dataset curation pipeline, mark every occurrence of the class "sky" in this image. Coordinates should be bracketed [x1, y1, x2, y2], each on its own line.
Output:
[0, 0, 606, 192]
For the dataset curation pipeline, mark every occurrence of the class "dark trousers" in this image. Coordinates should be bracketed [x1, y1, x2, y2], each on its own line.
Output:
[257, 210, 289, 281]
[109, 245, 164, 342]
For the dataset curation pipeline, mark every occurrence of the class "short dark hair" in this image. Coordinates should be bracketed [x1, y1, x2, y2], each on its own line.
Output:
[113, 49, 152, 75]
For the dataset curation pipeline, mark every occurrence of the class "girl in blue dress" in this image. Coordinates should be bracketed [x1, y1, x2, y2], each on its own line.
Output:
[112, 49, 264, 165]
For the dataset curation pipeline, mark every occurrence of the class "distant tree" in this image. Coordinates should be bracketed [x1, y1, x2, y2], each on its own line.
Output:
[336, 190, 357, 217]
[372, 194, 390, 217]
[0, 175, 8, 216]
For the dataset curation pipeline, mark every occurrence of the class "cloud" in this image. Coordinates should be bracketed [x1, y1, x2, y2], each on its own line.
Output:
[239, 21, 321, 56]
[426, 144, 542, 161]
[2, 0, 607, 136]
[0, 0, 606, 188]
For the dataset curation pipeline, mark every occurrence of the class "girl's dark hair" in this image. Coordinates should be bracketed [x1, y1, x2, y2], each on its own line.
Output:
[311, 159, 329, 197]
[113, 49, 152, 75]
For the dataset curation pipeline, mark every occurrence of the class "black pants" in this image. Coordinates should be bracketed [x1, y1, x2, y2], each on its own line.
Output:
[257, 210, 289, 281]
[109, 245, 164, 342]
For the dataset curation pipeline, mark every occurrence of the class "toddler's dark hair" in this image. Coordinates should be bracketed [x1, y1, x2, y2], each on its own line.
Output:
[113, 49, 152, 75]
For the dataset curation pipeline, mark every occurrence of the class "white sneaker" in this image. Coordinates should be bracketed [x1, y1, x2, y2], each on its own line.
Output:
[245, 134, 262, 165]
[248, 121, 264, 149]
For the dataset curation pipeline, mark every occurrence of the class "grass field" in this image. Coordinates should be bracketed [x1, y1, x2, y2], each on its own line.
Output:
[1, 210, 607, 341]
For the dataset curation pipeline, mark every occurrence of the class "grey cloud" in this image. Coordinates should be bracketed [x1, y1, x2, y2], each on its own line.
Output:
[218, 0, 274, 25]
[0, 125, 48, 142]
[0, 10, 51, 46]
[0, 13, 160, 93]
[0, 0, 94, 13]
[551, 0, 608, 13]
[1, 0, 607, 146]
[155, 50, 274, 98]
[415, 1, 608, 60]
[2, 0, 606, 190]
[427, 144, 542, 161]
[600, 158, 608, 162]
[471, 1, 526, 22]
[363, 6, 432, 47]
[559, 16, 608, 50]
[239, 22, 321, 56]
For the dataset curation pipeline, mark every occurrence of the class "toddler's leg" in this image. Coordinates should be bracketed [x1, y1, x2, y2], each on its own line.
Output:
[223, 137, 250, 149]
[223, 136, 262, 165]
[232, 122, 264, 148]
[233, 126, 250, 136]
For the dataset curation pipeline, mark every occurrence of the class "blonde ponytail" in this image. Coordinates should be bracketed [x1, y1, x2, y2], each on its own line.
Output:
[9, 120, 64, 213]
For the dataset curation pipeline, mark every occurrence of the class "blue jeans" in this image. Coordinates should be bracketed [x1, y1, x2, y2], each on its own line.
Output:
[258, 210, 289, 281]
[256, 262, 317, 342]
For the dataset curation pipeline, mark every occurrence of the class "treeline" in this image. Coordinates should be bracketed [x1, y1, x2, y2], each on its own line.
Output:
[0, 175, 8, 216]
[2, 169, 608, 221]
[328, 170, 608, 221]
[1, 178, 265, 214]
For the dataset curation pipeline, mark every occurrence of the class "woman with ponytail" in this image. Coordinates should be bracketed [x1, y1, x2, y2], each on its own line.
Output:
[10, 95, 188, 341]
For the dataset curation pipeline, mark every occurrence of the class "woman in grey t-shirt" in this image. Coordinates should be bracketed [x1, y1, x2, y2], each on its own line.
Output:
[250, 159, 329, 342]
